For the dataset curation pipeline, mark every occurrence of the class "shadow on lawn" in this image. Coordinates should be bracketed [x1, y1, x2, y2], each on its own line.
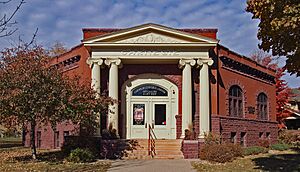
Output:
[0, 142, 23, 148]
[252, 153, 300, 172]
[13, 150, 65, 163]
[13, 139, 141, 162]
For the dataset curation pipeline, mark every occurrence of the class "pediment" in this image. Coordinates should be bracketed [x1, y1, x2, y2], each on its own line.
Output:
[83, 23, 218, 45]
[116, 32, 189, 43]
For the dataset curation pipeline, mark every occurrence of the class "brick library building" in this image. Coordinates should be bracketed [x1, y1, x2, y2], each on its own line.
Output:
[24, 23, 278, 158]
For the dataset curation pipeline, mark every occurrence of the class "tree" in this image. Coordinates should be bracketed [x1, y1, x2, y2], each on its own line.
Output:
[275, 68, 291, 128]
[250, 50, 291, 127]
[48, 41, 68, 57]
[0, 0, 25, 37]
[0, 44, 112, 159]
[246, 0, 300, 76]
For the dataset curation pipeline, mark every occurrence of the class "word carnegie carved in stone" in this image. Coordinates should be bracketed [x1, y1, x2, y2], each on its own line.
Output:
[121, 50, 180, 56]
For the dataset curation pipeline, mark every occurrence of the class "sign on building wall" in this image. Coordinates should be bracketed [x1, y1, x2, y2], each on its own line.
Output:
[132, 84, 168, 96]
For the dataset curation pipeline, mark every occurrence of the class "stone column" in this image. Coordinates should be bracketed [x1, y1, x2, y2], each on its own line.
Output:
[91, 59, 103, 97]
[179, 59, 196, 138]
[105, 58, 121, 135]
[197, 58, 213, 139]
[87, 58, 103, 136]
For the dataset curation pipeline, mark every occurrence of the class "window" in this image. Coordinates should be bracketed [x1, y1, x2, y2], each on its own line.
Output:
[259, 132, 264, 139]
[155, 104, 167, 125]
[37, 131, 41, 148]
[54, 131, 59, 148]
[266, 132, 270, 140]
[229, 85, 243, 117]
[64, 131, 69, 137]
[240, 132, 246, 146]
[257, 93, 268, 120]
[230, 132, 237, 144]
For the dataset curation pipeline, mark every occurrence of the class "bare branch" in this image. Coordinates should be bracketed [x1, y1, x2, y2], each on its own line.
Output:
[25, 28, 38, 49]
[0, 0, 25, 37]
[0, 0, 12, 4]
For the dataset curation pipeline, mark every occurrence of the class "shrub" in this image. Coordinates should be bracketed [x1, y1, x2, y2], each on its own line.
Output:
[66, 148, 95, 163]
[200, 143, 243, 163]
[278, 130, 298, 144]
[204, 132, 221, 145]
[62, 136, 101, 156]
[270, 143, 290, 151]
[243, 146, 268, 156]
[258, 139, 270, 148]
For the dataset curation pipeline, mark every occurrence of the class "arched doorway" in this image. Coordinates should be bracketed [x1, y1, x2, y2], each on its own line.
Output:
[122, 74, 178, 139]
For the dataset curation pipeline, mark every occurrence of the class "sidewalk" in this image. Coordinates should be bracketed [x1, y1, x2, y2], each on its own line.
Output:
[108, 159, 197, 172]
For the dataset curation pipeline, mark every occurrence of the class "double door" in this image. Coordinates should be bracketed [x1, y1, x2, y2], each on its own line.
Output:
[130, 98, 171, 139]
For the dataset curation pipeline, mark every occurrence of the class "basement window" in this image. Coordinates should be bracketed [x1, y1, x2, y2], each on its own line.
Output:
[259, 132, 264, 139]
[240, 132, 246, 146]
[230, 132, 237, 144]
[54, 131, 59, 148]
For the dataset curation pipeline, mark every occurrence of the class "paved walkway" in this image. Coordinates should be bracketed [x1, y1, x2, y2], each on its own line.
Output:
[108, 159, 197, 172]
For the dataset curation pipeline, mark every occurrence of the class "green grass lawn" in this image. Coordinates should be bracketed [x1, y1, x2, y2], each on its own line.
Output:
[193, 150, 300, 172]
[0, 146, 111, 172]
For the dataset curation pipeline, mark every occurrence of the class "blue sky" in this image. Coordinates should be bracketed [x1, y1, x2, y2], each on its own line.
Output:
[1, 0, 299, 88]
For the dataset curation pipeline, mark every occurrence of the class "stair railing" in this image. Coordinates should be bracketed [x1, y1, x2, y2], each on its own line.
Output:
[148, 123, 157, 158]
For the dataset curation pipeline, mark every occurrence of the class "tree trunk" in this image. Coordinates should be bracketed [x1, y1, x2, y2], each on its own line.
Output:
[30, 120, 37, 160]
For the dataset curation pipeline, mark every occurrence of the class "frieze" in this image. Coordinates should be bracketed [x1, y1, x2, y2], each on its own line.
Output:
[121, 50, 180, 56]
[220, 56, 275, 84]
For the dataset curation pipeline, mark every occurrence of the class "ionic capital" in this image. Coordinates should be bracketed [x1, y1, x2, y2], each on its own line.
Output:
[197, 58, 214, 67]
[178, 59, 196, 69]
[104, 58, 121, 66]
[86, 58, 103, 67]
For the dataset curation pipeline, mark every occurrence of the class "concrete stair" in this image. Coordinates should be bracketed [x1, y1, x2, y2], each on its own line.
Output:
[124, 139, 184, 159]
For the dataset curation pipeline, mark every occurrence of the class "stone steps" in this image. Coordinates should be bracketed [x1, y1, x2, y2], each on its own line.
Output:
[124, 139, 184, 159]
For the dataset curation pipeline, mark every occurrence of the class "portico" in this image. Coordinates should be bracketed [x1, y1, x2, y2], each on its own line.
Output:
[84, 23, 218, 139]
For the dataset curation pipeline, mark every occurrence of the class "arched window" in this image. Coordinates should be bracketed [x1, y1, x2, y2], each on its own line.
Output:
[229, 85, 243, 117]
[257, 93, 268, 120]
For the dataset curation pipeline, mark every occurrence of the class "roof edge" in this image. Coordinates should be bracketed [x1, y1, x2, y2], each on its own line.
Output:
[218, 44, 277, 73]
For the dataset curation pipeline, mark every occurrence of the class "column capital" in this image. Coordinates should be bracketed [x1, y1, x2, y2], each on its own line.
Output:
[104, 58, 121, 66]
[179, 59, 196, 69]
[86, 58, 103, 66]
[197, 58, 214, 67]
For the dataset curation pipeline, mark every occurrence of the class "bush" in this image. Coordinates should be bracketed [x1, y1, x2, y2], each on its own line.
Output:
[62, 136, 101, 156]
[258, 139, 270, 148]
[243, 146, 268, 156]
[66, 148, 95, 163]
[270, 143, 290, 151]
[200, 143, 243, 163]
[204, 132, 221, 145]
[278, 130, 298, 144]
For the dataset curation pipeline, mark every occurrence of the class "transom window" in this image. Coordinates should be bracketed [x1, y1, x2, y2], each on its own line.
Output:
[257, 93, 268, 120]
[229, 85, 243, 117]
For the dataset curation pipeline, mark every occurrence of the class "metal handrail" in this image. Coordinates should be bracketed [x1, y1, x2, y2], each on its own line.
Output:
[148, 123, 157, 157]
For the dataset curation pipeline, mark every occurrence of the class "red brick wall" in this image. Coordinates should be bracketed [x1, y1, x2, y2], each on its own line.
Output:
[212, 115, 277, 146]
[24, 45, 90, 149]
[182, 140, 199, 159]
[24, 122, 78, 149]
[217, 47, 276, 121]
[49, 44, 91, 85]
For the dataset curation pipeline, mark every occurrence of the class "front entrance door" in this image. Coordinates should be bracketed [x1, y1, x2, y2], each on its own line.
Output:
[130, 99, 170, 139]
[124, 76, 178, 139]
